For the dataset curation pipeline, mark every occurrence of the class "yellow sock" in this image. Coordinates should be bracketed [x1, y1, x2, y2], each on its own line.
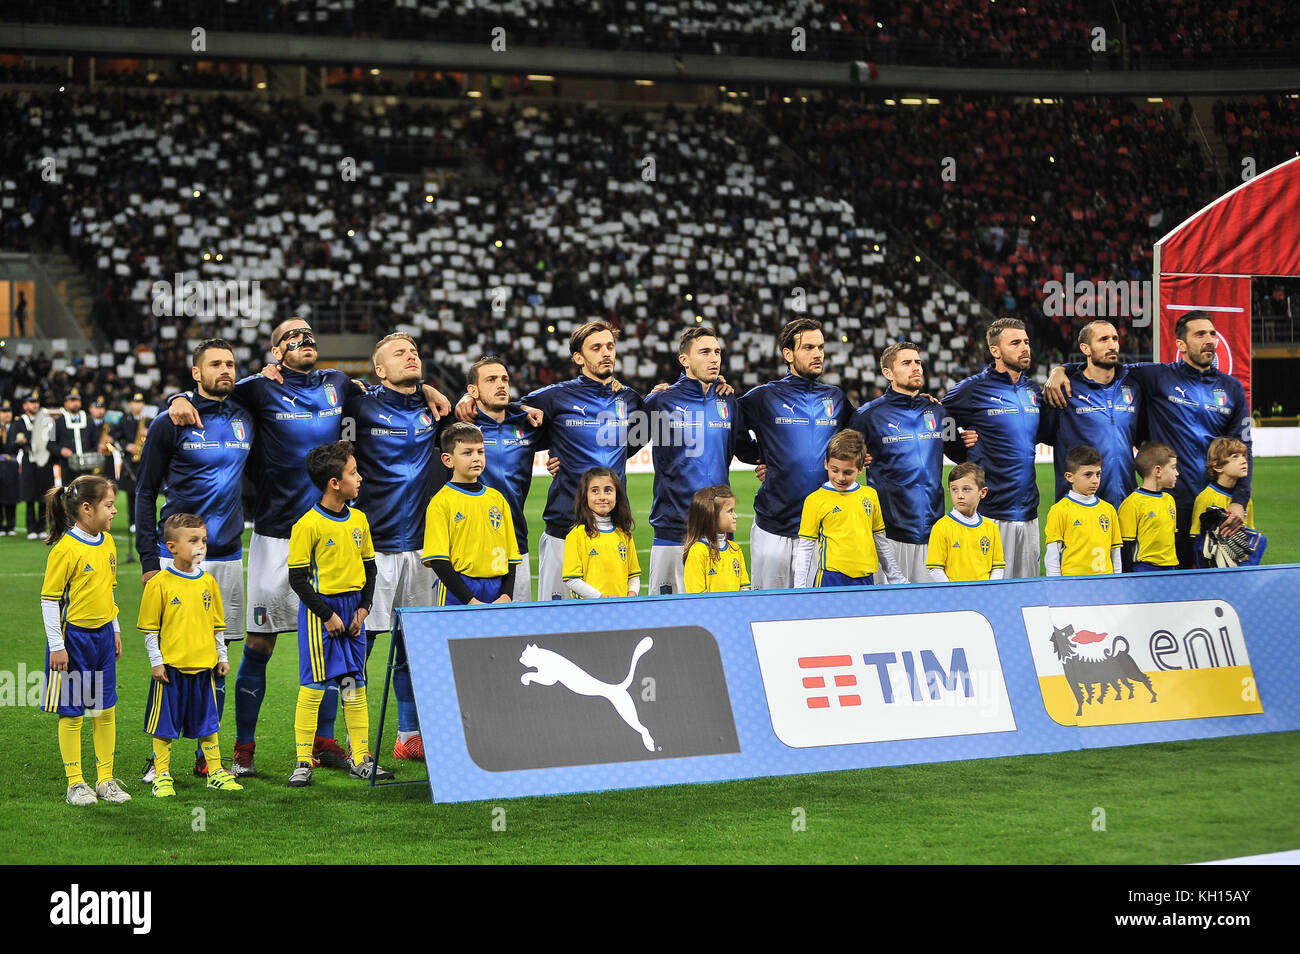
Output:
[341, 684, 370, 764]
[58, 716, 84, 787]
[200, 734, 221, 772]
[295, 687, 325, 764]
[152, 736, 172, 778]
[91, 706, 116, 784]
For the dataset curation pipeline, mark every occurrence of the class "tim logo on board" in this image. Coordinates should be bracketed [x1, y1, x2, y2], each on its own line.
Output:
[751, 611, 1017, 748]
[1021, 600, 1264, 727]
[447, 626, 739, 771]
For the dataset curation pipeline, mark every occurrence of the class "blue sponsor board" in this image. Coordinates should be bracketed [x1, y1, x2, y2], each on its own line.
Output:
[395, 565, 1300, 803]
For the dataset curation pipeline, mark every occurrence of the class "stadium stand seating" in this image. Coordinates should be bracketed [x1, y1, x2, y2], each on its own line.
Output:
[6, 0, 1298, 68]
[1, 89, 989, 404]
[762, 95, 1228, 362]
[4, 84, 1298, 409]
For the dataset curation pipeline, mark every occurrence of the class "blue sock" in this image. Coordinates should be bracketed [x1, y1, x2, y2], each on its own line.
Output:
[198, 669, 228, 761]
[393, 631, 419, 733]
[316, 684, 338, 740]
[234, 645, 270, 745]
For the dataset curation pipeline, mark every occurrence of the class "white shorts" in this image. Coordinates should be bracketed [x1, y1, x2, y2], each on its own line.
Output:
[368, 550, 436, 632]
[995, 518, 1041, 579]
[536, 532, 570, 601]
[511, 551, 533, 604]
[647, 544, 686, 596]
[874, 540, 929, 585]
[246, 532, 299, 635]
[750, 524, 796, 590]
[163, 556, 245, 638]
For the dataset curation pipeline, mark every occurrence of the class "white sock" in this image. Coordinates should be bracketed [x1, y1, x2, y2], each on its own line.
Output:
[398, 730, 419, 742]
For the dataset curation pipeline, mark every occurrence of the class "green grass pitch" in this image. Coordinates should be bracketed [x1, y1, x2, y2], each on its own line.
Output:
[1, 461, 1297, 864]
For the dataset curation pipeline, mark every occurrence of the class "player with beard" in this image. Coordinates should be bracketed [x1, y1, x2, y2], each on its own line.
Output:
[135, 338, 253, 780]
[738, 318, 852, 589]
[1039, 320, 1142, 509]
[166, 317, 451, 776]
[640, 326, 753, 594]
[513, 321, 646, 601]
[1046, 311, 1250, 568]
[942, 317, 1048, 578]
[465, 355, 544, 603]
[851, 341, 976, 583]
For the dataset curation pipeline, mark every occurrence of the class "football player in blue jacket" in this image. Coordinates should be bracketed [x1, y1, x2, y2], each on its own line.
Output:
[642, 326, 753, 594]
[942, 317, 1050, 578]
[737, 319, 852, 589]
[516, 321, 647, 600]
[851, 341, 960, 582]
[1046, 311, 1251, 568]
[1039, 320, 1142, 509]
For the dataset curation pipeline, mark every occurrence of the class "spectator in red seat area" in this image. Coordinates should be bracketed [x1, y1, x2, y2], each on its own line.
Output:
[762, 94, 1235, 359]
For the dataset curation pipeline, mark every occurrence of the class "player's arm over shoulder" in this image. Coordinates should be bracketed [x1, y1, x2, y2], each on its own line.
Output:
[231, 373, 267, 406]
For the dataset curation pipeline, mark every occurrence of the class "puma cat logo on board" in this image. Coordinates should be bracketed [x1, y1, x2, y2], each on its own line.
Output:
[519, 637, 656, 751]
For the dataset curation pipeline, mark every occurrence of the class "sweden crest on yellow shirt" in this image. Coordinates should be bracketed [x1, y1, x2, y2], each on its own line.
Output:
[980, 534, 991, 555]
[202, 587, 212, 611]
[352, 527, 363, 549]
[489, 505, 503, 530]
[1099, 514, 1111, 532]
[618, 539, 628, 561]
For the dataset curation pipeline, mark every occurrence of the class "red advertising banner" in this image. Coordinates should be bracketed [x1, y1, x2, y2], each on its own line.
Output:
[1156, 273, 1253, 407]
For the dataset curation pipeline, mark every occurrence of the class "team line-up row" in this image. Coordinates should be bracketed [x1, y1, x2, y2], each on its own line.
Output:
[34, 310, 1260, 800]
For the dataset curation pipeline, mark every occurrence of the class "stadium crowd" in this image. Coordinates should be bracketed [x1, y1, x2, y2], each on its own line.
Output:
[1218, 94, 1300, 181]
[2, 87, 989, 407]
[8, 86, 1300, 414]
[6, 82, 1300, 418]
[761, 94, 1226, 362]
[6, 0, 1300, 68]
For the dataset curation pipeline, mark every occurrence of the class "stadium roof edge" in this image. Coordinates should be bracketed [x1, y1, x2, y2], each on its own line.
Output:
[5, 23, 1300, 94]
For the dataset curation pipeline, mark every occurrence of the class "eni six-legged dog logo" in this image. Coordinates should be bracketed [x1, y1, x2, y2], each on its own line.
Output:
[1022, 600, 1264, 727]
[1048, 624, 1157, 716]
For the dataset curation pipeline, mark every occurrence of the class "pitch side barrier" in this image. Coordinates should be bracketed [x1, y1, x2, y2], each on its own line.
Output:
[391, 564, 1300, 803]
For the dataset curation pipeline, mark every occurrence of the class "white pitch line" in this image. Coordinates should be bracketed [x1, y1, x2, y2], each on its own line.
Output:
[1194, 849, 1300, 865]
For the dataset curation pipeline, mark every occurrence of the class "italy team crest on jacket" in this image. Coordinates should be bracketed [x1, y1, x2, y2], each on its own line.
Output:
[232, 419, 246, 441]
[924, 409, 937, 430]
[325, 383, 339, 407]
